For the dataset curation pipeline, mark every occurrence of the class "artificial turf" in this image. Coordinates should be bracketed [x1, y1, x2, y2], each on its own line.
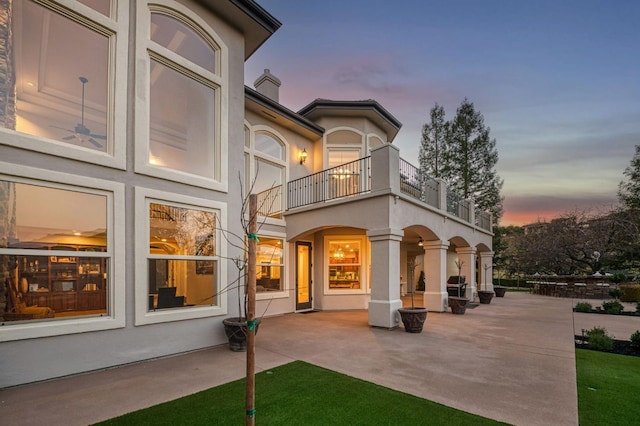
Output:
[96, 360, 505, 425]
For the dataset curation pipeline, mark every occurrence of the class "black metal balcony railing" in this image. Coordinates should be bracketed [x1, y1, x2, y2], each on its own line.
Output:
[446, 191, 471, 222]
[287, 157, 371, 209]
[287, 155, 491, 232]
[399, 158, 439, 208]
[475, 208, 491, 230]
[256, 185, 283, 219]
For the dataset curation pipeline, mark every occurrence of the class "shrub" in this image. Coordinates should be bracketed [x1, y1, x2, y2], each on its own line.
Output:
[631, 330, 640, 349]
[586, 327, 614, 351]
[620, 284, 640, 302]
[574, 302, 593, 313]
[602, 300, 624, 314]
[611, 272, 627, 284]
[608, 287, 625, 300]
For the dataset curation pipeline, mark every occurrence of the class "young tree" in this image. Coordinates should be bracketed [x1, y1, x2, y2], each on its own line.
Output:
[618, 144, 640, 209]
[418, 103, 449, 178]
[446, 98, 504, 222]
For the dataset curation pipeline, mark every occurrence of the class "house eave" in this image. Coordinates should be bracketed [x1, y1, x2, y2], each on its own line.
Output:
[196, 0, 282, 59]
[245, 86, 325, 139]
[297, 99, 402, 142]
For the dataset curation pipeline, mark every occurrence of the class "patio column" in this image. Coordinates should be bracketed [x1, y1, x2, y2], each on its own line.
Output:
[367, 227, 404, 329]
[478, 251, 494, 292]
[456, 247, 477, 301]
[422, 240, 450, 312]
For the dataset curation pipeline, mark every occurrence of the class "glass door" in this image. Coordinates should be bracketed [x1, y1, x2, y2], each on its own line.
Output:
[296, 242, 312, 311]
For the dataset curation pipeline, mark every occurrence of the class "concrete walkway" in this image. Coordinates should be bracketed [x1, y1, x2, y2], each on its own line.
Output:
[2, 292, 636, 425]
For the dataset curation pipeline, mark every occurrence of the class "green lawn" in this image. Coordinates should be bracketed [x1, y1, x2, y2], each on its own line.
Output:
[576, 349, 640, 426]
[96, 361, 506, 426]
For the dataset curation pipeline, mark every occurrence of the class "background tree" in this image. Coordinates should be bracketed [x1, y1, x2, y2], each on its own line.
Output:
[418, 103, 449, 178]
[618, 144, 640, 209]
[446, 98, 504, 222]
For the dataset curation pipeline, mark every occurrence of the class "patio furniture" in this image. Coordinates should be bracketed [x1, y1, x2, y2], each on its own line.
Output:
[596, 282, 609, 298]
[555, 282, 567, 297]
[574, 282, 587, 298]
[446, 276, 466, 298]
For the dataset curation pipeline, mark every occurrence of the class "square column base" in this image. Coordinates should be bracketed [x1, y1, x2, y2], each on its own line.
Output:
[424, 291, 448, 312]
[368, 299, 402, 329]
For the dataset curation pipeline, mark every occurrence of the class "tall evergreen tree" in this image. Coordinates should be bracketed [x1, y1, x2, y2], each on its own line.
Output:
[446, 98, 504, 222]
[418, 103, 448, 178]
[618, 144, 640, 209]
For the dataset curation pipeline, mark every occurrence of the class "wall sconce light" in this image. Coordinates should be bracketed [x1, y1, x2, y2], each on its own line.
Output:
[299, 148, 307, 165]
[418, 237, 424, 247]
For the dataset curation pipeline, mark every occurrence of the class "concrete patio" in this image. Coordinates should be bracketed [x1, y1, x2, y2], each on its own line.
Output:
[2, 292, 639, 425]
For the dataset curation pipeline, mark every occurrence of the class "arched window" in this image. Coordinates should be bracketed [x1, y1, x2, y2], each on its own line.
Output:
[245, 130, 287, 220]
[136, 2, 226, 190]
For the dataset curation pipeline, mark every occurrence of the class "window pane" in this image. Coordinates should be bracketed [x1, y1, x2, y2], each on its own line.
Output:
[3, 253, 109, 322]
[149, 59, 215, 178]
[150, 12, 216, 73]
[0, 181, 107, 249]
[255, 159, 283, 219]
[255, 133, 283, 160]
[77, 0, 111, 17]
[147, 259, 217, 310]
[257, 237, 283, 292]
[328, 240, 361, 290]
[11, 1, 110, 152]
[149, 203, 216, 257]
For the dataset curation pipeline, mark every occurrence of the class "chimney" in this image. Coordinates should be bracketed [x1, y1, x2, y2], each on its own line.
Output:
[254, 69, 281, 102]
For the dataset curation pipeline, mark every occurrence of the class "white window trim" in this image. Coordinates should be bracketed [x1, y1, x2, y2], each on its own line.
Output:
[255, 230, 288, 301]
[323, 235, 368, 295]
[134, 0, 229, 192]
[244, 125, 288, 226]
[0, 161, 125, 342]
[134, 187, 228, 326]
[1, 0, 128, 170]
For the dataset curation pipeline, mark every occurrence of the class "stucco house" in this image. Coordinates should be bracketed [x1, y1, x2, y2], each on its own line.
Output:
[0, 0, 493, 388]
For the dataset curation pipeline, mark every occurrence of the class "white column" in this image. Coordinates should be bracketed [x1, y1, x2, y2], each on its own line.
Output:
[478, 251, 495, 292]
[367, 228, 404, 329]
[422, 240, 450, 312]
[456, 247, 477, 300]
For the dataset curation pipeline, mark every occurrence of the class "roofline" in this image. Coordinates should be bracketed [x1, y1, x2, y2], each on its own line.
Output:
[297, 99, 402, 130]
[229, 0, 282, 34]
[245, 87, 325, 136]
[298, 99, 402, 141]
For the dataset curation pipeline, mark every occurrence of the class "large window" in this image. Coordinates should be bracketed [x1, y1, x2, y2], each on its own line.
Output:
[135, 188, 227, 325]
[147, 202, 218, 310]
[0, 162, 125, 341]
[1, 0, 127, 167]
[256, 236, 284, 293]
[245, 129, 287, 220]
[135, 2, 227, 189]
[328, 239, 361, 291]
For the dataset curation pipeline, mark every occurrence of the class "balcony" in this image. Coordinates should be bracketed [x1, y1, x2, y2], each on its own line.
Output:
[287, 145, 492, 232]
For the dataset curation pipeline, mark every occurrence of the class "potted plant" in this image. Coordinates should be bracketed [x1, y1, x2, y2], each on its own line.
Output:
[398, 259, 427, 332]
[222, 256, 261, 352]
[448, 259, 469, 314]
[478, 263, 494, 304]
[417, 270, 425, 291]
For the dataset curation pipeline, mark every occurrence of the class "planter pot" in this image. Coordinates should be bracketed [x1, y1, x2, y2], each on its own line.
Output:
[223, 317, 261, 352]
[493, 286, 507, 297]
[478, 290, 494, 304]
[448, 296, 469, 315]
[398, 307, 428, 333]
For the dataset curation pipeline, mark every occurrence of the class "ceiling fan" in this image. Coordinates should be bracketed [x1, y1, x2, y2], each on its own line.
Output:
[52, 76, 106, 148]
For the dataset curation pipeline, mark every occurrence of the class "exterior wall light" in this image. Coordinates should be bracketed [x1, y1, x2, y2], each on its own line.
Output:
[418, 237, 424, 247]
[299, 148, 307, 165]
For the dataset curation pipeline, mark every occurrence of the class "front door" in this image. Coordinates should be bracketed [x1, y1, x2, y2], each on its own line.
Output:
[296, 242, 312, 311]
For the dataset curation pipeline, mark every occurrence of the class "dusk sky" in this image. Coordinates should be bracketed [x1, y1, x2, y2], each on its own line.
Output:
[245, 0, 640, 226]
